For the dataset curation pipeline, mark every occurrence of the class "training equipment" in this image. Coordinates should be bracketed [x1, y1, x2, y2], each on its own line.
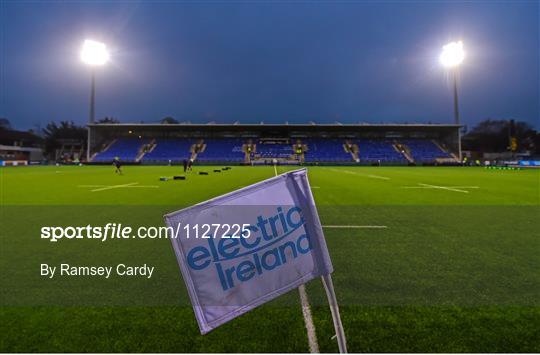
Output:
[159, 177, 168, 181]
[213, 169, 221, 173]
[199, 171, 208, 175]
[173, 176, 186, 180]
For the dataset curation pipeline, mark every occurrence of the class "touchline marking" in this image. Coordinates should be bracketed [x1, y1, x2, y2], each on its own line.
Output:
[78, 183, 159, 192]
[299, 284, 320, 353]
[327, 167, 390, 180]
[323, 225, 388, 229]
[402, 183, 479, 193]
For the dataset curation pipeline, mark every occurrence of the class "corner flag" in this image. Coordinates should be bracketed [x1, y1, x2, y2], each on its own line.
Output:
[164, 169, 337, 334]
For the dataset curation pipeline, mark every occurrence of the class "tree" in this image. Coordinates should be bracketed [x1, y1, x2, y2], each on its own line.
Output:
[160, 116, 178, 124]
[462, 119, 537, 153]
[42, 121, 87, 156]
[0, 118, 11, 130]
[97, 117, 119, 124]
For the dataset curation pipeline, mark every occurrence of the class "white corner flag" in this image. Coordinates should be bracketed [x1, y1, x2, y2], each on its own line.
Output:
[164, 168, 347, 352]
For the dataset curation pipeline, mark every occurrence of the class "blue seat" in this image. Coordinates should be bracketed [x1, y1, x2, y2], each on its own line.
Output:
[401, 139, 451, 162]
[197, 139, 245, 162]
[143, 139, 194, 162]
[303, 139, 352, 162]
[93, 138, 150, 162]
[255, 142, 293, 159]
[356, 139, 406, 163]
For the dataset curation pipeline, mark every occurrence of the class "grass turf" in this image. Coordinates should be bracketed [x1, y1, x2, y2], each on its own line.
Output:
[1, 165, 539, 352]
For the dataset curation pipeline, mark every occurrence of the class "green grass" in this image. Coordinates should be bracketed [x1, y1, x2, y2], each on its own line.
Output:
[1, 165, 539, 352]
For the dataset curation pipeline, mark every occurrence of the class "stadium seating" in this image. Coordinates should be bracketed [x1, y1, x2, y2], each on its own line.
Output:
[303, 139, 352, 162]
[142, 138, 194, 162]
[401, 139, 451, 162]
[92, 136, 452, 165]
[197, 139, 245, 162]
[93, 138, 150, 162]
[356, 139, 406, 162]
[256, 142, 293, 159]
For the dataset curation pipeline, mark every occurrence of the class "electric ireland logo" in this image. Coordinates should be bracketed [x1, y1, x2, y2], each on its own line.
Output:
[186, 206, 313, 291]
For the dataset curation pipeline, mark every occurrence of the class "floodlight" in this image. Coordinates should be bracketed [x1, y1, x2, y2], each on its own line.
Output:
[80, 40, 109, 66]
[440, 41, 465, 68]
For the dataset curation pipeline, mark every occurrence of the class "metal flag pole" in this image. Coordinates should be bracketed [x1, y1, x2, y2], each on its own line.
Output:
[321, 274, 348, 353]
[291, 165, 348, 353]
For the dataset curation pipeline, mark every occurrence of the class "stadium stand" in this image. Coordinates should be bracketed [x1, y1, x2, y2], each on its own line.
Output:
[197, 138, 245, 163]
[356, 139, 406, 163]
[93, 138, 150, 162]
[255, 141, 293, 159]
[143, 138, 193, 162]
[87, 123, 461, 165]
[400, 139, 451, 162]
[303, 138, 352, 162]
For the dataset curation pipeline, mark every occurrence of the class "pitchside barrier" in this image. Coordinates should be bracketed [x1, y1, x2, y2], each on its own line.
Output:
[0, 160, 29, 166]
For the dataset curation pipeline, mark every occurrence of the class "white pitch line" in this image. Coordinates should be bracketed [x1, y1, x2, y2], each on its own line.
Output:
[418, 183, 470, 193]
[402, 183, 479, 193]
[367, 174, 390, 180]
[327, 167, 390, 180]
[91, 182, 140, 192]
[78, 183, 159, 191]
[323, 225, 388, 229]
[124, 185, 159, 188]
[403, 186, 479, 189]
[298, 284, 320, 353]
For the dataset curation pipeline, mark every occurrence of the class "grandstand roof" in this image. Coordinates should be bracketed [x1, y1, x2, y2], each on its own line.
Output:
[89, 122, 461, 128]
[88, 122, 462, 138]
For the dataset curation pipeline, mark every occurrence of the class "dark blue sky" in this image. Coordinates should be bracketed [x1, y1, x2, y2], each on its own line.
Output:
[1, 1, 538, 130]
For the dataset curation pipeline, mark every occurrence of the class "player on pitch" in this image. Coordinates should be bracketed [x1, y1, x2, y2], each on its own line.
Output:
[113, 157, 123, 175]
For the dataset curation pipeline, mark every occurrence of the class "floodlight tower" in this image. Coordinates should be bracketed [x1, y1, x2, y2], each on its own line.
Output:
[80, 39, 109, 161]
[440, 41, 465, 160]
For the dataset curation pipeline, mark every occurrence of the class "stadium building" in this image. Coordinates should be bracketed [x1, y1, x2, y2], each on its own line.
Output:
[88, 122, 461, 165]
[0, 128, 43, 166]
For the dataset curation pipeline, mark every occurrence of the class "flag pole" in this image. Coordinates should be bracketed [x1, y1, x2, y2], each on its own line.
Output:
[321, 274, 348, 353]
[274, 163, 347, 354]
[290, 165, 348, 353]
[274, 163, 320, 353]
